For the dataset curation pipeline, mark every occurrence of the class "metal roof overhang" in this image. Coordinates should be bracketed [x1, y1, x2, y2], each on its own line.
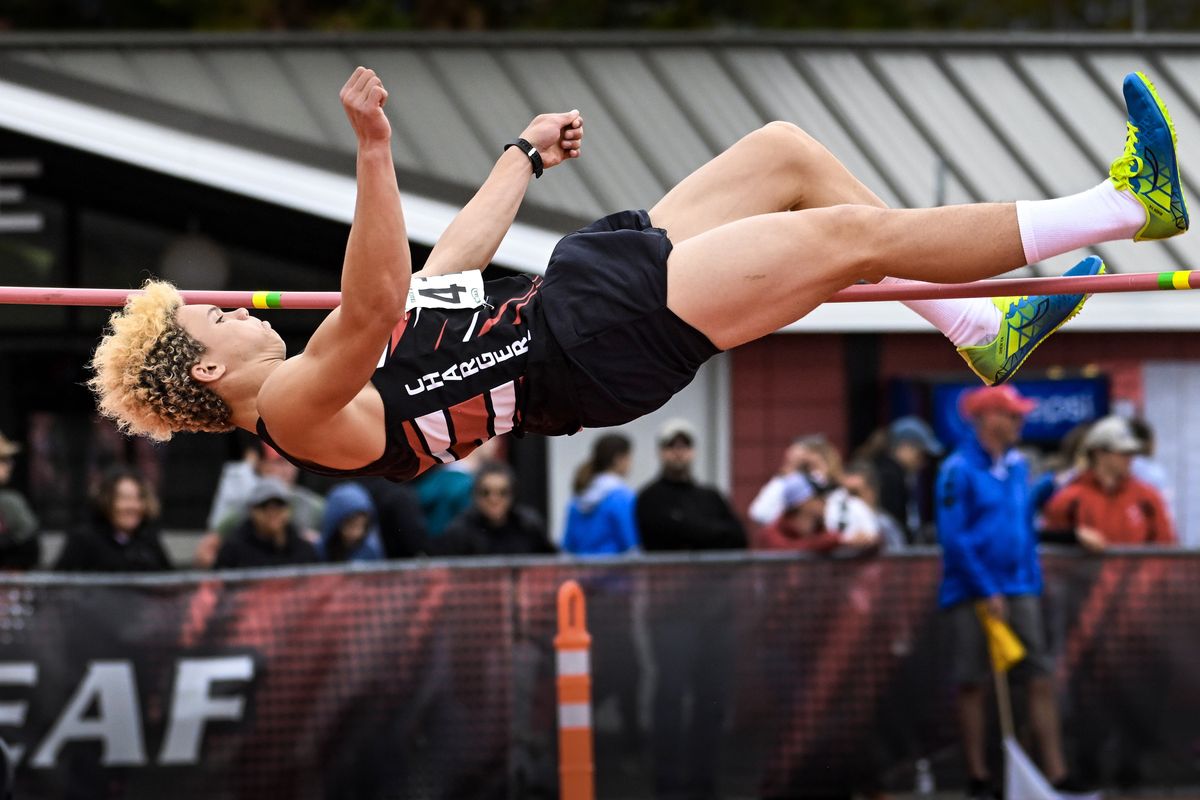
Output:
[0, 75, 562, 275]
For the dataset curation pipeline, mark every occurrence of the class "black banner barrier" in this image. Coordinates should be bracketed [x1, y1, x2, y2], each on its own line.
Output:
[0, 550, 1197, 799]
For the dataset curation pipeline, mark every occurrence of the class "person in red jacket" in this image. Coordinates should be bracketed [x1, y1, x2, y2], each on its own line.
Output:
[1041, 415, 1175, 549]
[754, 474, 840, 553]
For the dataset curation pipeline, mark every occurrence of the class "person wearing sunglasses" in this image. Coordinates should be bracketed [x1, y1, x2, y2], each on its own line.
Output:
[439, 462, 553, 556]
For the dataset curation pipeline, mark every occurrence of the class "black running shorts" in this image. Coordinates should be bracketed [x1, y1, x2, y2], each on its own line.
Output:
[527, 209, 721, 431]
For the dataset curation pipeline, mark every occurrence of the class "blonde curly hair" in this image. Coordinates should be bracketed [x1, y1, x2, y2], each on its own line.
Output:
[89, 280, 233, 442]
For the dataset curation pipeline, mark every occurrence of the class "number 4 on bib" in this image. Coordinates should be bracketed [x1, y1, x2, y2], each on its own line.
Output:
[419, 284, 465, 304]
[406, 271, 486, 312]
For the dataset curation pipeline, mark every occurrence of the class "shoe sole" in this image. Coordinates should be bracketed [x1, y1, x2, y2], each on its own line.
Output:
[967, 262, 1106, 386]
[1136, 70, 1178, 147]
[1131, 71, 1189, 239]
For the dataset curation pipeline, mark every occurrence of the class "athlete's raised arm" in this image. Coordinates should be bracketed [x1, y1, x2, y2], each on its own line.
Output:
[259, 68, 409, 424]
[336, 67, 411, 317]
[417, 111, 583, 278]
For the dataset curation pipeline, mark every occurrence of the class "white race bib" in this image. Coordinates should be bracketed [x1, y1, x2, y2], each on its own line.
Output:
[405, 271, 486, 312]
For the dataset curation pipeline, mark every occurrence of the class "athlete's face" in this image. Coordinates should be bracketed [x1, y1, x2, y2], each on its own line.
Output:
[176, 304, 286, 382]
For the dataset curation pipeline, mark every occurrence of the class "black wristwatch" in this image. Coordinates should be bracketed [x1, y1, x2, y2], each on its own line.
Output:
[504, 138, 543, 179]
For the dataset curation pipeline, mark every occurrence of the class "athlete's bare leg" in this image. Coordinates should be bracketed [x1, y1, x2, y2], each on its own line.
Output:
[650, 122, 1021, 350]
[649, 123, 1011, 352]
[665, 201, 1023, 350]
[649, 121, 885, 244]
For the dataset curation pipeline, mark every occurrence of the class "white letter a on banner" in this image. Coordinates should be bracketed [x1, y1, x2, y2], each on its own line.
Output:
[32, 661, 147, 767]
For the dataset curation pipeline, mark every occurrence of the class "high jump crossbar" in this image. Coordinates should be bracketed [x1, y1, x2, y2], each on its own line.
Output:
[0, 270, 1195, 309]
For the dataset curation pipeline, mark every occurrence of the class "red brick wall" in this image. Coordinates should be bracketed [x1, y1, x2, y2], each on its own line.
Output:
[730, 335, 846, 517]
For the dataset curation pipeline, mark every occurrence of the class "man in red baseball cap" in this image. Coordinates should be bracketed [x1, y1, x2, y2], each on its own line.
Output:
[958, 384, 1038, 419]
[937, 384, 1070, 799]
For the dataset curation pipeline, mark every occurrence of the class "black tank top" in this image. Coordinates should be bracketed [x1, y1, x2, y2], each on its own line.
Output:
[257, 274, 545, 482]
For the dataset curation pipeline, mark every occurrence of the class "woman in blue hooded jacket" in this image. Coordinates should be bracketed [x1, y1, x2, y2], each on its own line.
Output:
[562, 433, 642, 750]
[318, 482, 386, 563]
[563, 434, 639, 555]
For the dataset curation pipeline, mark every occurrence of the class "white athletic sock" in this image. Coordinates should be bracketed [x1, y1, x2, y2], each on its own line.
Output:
[881, 277, 1002, 347]
[1015, 181, 1145, 264]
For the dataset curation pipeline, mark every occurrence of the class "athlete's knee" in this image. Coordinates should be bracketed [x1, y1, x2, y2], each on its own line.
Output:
[760, 119, 814, 142]
[751, 121, 823, 168]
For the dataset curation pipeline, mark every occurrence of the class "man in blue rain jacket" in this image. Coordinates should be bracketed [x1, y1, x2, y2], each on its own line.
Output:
[937, 385, 1067, 800]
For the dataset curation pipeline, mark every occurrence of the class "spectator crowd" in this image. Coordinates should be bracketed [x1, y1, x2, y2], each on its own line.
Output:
[0, 394, 1178, 575]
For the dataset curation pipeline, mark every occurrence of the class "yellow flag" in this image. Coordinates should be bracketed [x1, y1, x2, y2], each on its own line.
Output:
[974, 601, 1026, 673]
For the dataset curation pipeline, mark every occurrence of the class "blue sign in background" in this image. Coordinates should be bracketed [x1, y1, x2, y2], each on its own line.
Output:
[930, 376, 1110, 448]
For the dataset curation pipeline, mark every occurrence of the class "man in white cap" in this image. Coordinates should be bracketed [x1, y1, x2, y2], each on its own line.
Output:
[636, 418, 745, 553]
[635, 418, 745, 799]
[1041, 415, 1174, 549]
[1041, 416, 1170, 800]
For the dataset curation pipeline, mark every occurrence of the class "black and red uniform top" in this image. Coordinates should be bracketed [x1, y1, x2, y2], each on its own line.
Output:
[256, 274, 547, 482]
